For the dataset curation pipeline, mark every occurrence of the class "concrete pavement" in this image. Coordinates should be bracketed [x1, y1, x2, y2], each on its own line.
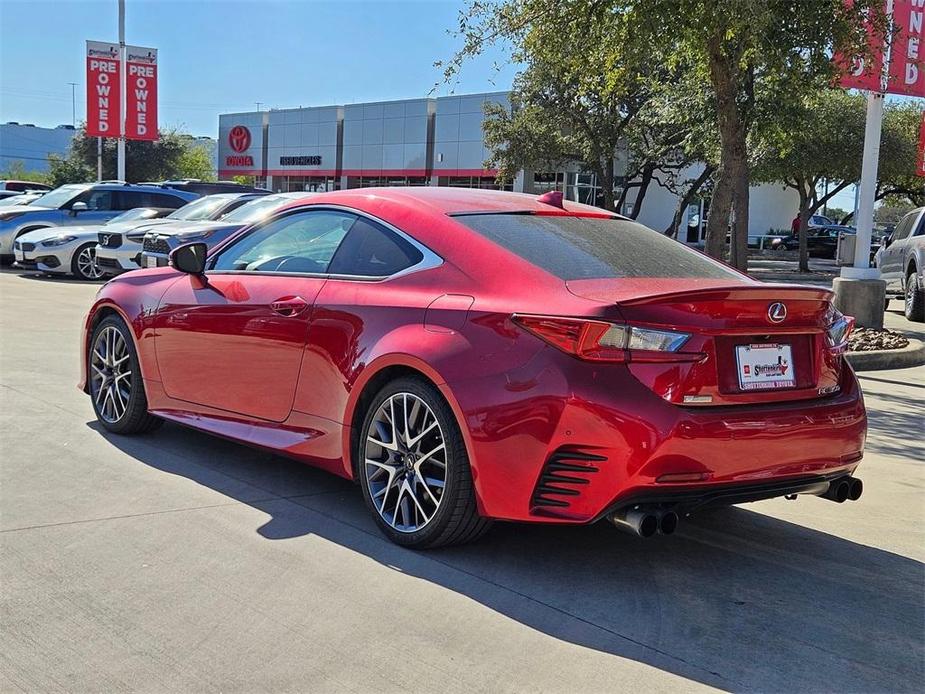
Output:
[1, 268, 923, 693]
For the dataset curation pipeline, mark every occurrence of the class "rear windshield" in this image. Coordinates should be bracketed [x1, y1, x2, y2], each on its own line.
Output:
[454, 213, 739, 280]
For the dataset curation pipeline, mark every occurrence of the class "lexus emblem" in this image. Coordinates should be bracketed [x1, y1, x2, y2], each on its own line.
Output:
[101, 235, 110, 245]
[228, 125, 251, 153]
[767, 302, 787, 323]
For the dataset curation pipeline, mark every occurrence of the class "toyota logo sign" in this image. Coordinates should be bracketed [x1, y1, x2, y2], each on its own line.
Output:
[228, 125, 251, 153]
[767, 302, 787, 323]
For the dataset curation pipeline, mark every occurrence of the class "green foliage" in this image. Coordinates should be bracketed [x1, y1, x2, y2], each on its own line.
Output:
[176, 144, 216, 181]
[46, 125, 216, 186]
[878, 102, 925, 207]
[47, 153, 95, 188]
[0, 161, 50, 184]
[445, 0, 885, 269]
[875, 201, 916, 226]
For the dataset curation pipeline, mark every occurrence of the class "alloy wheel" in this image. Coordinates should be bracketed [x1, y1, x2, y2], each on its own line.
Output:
[76, 246, 103, 279]
[89, 326, 133, 423]
[364, 392, 447, 533]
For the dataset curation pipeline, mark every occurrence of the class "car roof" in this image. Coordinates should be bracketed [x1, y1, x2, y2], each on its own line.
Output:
[286, 186, 617, 217]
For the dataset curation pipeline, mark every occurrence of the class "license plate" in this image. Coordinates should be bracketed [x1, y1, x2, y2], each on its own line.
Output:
[735, 343, 796, 391]
[146, 255, 158, 268]
[14, 249, 24, 261]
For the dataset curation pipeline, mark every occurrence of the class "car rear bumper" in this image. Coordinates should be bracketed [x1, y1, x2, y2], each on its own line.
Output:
[448, 352, 866, 523]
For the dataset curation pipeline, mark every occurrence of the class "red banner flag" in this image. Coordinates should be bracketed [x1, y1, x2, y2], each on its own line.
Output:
[916, 111, 925, 177]
[125, 45, 158, 141]
[837, 0, 925, 96]
[887, 0, 925, 97]
[85, 40, 120, 138]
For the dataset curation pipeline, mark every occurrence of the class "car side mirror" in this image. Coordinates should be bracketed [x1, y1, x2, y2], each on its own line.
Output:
[170, 242, 207, 275]
[881, 234, 892, 248]
[70, 201, 88, 216]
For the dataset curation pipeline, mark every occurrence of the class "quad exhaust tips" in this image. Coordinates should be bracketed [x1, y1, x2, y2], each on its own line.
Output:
[608, 508, 678, 538]
[819, 476, 863, 503]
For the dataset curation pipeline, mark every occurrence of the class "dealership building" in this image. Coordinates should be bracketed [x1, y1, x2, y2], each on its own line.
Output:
[218, 91, 797, 242]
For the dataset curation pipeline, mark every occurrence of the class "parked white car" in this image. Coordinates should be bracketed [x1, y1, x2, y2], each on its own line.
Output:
[13, 207, 171, 280]
[95, 192, 267, 276]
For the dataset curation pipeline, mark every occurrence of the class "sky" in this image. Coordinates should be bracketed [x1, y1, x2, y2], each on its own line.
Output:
[0, 0, 518, 135]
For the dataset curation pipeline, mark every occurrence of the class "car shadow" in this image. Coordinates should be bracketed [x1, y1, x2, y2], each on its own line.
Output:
[88, 419, 924, 692]
[11, 270, 105, 285]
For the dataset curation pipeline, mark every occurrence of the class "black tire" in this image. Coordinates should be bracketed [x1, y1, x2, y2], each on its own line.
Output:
[357, 376, 491, 549]
[88, 315, 162, 434]
[71, 242, 103, 280]
[905, 268, 924, 322]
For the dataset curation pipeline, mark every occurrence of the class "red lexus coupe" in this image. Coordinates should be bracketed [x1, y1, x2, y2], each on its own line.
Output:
[80, 187, 866, 547]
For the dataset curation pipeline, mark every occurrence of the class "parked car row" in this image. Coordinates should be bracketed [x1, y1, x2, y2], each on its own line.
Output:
[0, 180, 281, 278]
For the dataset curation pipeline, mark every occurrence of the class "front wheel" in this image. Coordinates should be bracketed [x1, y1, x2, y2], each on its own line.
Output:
[72, 243, 103, 280]
[358, 377, 491, 548]
[88, 315, 162, 434]
[905, 270, 924, 322]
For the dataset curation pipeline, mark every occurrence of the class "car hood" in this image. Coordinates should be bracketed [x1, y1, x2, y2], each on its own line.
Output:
[144, 220, 241, 237]
[17, 226, 99, 244]
[0, 204, 54, 215]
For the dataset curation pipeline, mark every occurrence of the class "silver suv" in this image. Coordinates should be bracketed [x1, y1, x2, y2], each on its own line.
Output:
[876, 206, 924, 322]
[0, 182, 196, 262]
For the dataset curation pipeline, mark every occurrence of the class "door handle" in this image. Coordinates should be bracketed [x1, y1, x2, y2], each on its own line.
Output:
[269, 296, 310, 317]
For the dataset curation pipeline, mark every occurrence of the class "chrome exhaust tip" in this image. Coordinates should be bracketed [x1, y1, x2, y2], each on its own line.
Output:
[820, 478, 850, 503]
[608, 508, 659, 538]
[658, 510, 679, 536]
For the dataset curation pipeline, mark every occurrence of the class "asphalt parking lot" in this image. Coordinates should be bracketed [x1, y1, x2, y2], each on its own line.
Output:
[1, 268, 923, 693]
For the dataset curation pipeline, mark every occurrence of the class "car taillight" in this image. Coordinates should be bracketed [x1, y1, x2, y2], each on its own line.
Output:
[826, 311, 855, 350]
[512, 314, 697, 363]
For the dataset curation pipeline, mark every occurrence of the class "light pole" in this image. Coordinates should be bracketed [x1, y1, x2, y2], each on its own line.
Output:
[255, 101, 263, 112]
[67, 82, 77, 127]
[116, 0, 126, 182]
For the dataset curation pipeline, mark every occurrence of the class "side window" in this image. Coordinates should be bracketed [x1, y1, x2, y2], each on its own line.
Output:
[914, 212, 925, 237]
[76, 189, 115, 210]
[115, 191, 148, 210]
[327, 217, 424, 277]
[143, 192, 186, 209]
[893, 214, 915, 241]
[211, 210, 356, 274]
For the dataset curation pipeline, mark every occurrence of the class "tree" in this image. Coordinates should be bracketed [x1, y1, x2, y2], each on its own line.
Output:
[475, 3, 658, 211]
[46, 125, 215, 185]
[633, 0, 885, 270]
[176, 143, 216, 181]
[446, 0, 883, 270]
[874, 200, 916, 226]
[0, 161, 50, 185]
[754, 90, 867, 271]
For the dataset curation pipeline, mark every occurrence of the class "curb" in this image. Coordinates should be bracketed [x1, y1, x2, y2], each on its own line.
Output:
[846, 338, 925, 372]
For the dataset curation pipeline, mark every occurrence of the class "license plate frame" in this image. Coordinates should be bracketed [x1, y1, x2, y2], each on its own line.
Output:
[735, 343, 796, 391]
[14, 249, 24, 262]
[145, 255, 158, 269]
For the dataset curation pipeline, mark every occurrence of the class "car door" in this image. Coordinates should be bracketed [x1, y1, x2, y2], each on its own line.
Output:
[152, 208, 356, 422]
[67, 188, 121, 226]
[291, 214, 433, 422]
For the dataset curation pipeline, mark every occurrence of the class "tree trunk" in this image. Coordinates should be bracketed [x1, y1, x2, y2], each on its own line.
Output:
[706, 32, 750, 270]
[664, 164, 715, 238]
[797, 184, 811, 273]
[598, 164, 616, 212]
[731, 156, 749, 271]
[630, 164, 655, 219]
